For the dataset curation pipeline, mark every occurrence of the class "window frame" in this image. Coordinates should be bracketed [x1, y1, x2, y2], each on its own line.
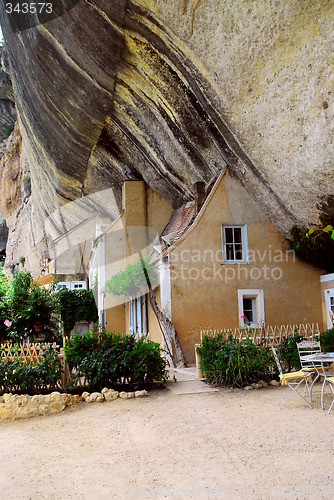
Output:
[238, 289, 265, 328]
[129, 294, 148, 337]
[221, 224, 249, 264]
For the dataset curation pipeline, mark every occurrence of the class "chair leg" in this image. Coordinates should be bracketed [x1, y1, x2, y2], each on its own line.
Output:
[280, 379, 312, 409]
[327, 383, 334, 414]
[321, 379, 327, 410]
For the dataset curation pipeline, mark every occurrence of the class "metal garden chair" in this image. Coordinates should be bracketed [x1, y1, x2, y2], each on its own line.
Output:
[271, 346, 312, 408]
[322, 377, 334, 414]
[297, 340, 322, 402]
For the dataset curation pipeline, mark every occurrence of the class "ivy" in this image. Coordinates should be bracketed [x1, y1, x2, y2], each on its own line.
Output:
[105, 255, 158, 297]
[57, 289, 98, 335]
[290, 224, 334, 273]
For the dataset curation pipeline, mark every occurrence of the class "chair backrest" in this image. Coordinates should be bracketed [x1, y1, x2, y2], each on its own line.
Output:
[271, 346, 283, 377]
[297, 340, 321, 369]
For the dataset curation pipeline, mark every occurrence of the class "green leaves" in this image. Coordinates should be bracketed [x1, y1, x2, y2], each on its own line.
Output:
[0, 267, 60, 342]
[0, 344, 61, 393]
[57, 289, 98, 334]
[64, 326, 167, 390]
[197, 334, 274, 388]
[105, 255, 158, 297]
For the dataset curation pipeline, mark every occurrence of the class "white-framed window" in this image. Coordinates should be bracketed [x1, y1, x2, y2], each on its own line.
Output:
[238, 289, 265, 328]
[129, 294, 147, 337]
[71, 281, 87, 290]
[324, 288, 334, 329]
[221, 225, 248, 264]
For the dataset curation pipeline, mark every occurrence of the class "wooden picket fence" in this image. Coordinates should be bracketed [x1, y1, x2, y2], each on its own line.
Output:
[200, 323, 320, 345]
[0, 342, 70, 386]
[0, 342, 60, 363]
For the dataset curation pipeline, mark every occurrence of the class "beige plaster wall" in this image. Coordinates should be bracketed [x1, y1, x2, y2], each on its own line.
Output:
[169, 172, 323, 364]
[104, 181, 172, 335]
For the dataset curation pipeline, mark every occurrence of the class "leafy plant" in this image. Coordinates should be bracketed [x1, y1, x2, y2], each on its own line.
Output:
[0, 267, 60, 342]
[290, 224, 334, 272]
[0, 344, 61, 393]
[320, 328, 334, 353]
[105, 255, 158, 296]
[277, 331, 304, 371]
[64, 325, 167, 390]
[196, 333, 274, 388]
[57, 289, 98, 335]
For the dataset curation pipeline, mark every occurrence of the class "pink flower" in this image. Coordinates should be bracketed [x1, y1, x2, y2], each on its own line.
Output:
[4, 319, 12, 327]
[240, 314, 245, 319]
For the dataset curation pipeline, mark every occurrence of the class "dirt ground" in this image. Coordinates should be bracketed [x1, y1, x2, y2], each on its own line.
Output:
[0, 380, 333, 500]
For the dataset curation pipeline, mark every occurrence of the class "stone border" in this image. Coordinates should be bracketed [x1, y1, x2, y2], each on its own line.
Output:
[0, 389, 149, 421]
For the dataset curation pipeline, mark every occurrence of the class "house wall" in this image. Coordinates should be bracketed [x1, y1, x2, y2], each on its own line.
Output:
[169, 172, 323, 364]
[104, 181, 172, 336]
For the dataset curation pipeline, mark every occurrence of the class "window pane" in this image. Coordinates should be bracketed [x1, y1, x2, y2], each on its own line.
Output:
[226, 244, 234, 260]
[225, 227, 233, 243]
[243, 298, 254, 323]
[234, 227, 242, 243]
[234, 244, 243, 260]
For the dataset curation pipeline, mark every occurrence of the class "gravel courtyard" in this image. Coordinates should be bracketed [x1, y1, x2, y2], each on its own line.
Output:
[0, 382, 333, 500]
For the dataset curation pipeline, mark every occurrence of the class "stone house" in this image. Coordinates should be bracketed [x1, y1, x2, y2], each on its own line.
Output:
[88, 169, 325, 365]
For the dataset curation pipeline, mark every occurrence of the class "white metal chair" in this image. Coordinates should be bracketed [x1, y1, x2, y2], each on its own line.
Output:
[271, 347, 312, 408]
[322, 377, 334, 414]
[297, 340, 322, 402]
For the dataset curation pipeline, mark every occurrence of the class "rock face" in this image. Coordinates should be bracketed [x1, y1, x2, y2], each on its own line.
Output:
[0, 1, 333, 271]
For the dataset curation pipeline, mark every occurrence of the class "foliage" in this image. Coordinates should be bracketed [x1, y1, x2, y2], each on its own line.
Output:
[320, 328, 334, 353]
[105, 255, 158, 297]
[0, 344, 61, 393]
[64, 325, 168, 390]
[290, 224, 334, 272]
[196, 333, 274, 388]
[3, 125, 14, 137]
[277, 331, 304, 371]
[57, 289, 98, 335]
[0, 267, 60, 343]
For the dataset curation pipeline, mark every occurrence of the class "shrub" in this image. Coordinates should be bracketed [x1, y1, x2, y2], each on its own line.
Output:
[64, 326, 167, 390]
[57, 289, 98, 335]
[320, 328, 334, 353]
[0, 344, 61, 393]
[196, 333, 274, 388]
[277, 332, 304, 371]
[0, 267, 60, 342]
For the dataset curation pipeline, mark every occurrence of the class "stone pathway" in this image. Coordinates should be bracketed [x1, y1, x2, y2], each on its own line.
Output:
[166, 365, 219, 395]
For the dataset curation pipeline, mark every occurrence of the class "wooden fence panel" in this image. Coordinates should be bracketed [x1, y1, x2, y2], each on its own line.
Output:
[200, 323, 320, 345]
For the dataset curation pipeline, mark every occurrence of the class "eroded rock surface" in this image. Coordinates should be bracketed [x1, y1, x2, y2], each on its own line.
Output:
[0, 1, 333, 270]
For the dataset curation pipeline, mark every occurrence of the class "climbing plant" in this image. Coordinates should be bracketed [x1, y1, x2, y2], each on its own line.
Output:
[57, 288, 98, 335]
[105, 255, 158, 296]
[290, 223, 334, 272]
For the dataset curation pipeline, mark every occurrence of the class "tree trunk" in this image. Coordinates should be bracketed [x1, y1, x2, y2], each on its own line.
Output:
[148, 289, 185, 368]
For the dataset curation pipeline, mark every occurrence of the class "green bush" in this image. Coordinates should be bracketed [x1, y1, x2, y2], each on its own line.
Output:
[277, 332, 304, 371]
[0, 344, 61, 393]
[320, 328, 334, 353]
[57, 289, 98, 334]
[64, 325, 168, 390]
[0, 267, 60, 342]
[196, 333, 274, 388]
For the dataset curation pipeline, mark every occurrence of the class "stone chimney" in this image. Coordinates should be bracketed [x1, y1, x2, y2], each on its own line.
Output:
[193, 181, 205, 213]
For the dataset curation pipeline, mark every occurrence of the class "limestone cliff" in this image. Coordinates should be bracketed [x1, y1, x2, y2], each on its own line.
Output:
[0, 0, 333, 273]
